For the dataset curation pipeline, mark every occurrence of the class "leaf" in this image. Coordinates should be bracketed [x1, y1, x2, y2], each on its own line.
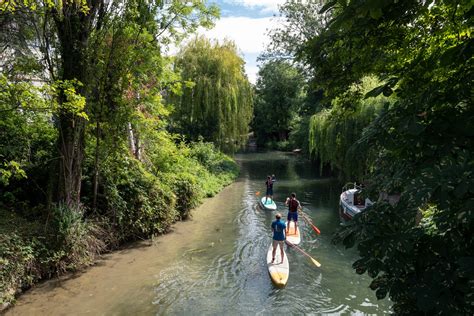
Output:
[364, 85, 385, 98]
[454, 181, 468, 198]
[343, 230, 356, 248]
[406, 117, 425, 136]
[319, 0, 337, 14]
[369, 8, 383, 19]
[376, 288, 388, 299]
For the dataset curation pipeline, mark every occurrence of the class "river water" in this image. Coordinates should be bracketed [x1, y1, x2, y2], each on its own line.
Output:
[8, 152, 391, 315]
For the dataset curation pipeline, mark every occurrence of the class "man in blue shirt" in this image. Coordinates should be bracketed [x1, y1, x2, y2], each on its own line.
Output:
[271, 213, 286, 264]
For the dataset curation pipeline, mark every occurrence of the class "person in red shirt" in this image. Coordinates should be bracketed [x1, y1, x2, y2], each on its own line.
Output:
[285, 193, 301, 234]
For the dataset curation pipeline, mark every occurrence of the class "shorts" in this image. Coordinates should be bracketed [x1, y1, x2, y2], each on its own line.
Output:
[287, 211, 298, 222]
[272, 239, 284, 249]
[266, 188, 273, 196]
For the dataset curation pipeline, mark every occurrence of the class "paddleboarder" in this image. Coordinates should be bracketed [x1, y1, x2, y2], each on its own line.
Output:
[271, 213, 286, 264]
[264, 175, 274, 204]
[285, 193, 301, 234]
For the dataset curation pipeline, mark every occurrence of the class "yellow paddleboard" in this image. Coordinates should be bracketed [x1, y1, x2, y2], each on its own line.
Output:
[266, 243, 289, 287]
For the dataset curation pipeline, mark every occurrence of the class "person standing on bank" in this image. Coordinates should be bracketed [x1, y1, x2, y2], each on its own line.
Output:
[271, 213, 286, 264]
[285, 193, 301, 234]
[264, 175, 274, 204]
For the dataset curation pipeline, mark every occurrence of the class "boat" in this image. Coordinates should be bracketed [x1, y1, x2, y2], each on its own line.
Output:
[260, 197, 277, 210]
[266, 243, 289, 287]
[339, 183, 374, 221]
[285, 221, 301, 245]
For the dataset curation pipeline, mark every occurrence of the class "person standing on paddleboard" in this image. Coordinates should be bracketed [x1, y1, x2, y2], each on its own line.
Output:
[285, 193, 301, 234]
[264, 175, 274, 204]
[271, 213, 286, 264]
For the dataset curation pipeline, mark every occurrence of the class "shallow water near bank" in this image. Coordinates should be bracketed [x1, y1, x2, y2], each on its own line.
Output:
[7, 152, 391, 315]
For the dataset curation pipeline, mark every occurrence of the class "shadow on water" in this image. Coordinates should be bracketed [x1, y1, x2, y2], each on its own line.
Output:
[7, 151, 391, 315]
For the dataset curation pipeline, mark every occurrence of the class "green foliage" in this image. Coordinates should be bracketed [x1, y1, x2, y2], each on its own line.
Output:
[164, 172, 200, 220]
[308, 76, 392, 179]
[188, 140, 239, 176]
[0, 233, 37, 306]
[42, 204, 106, 274]
[287, 0, 474, 313]
[0, 75, 57, 203]
[0, 207, 108, 307]
[0, 0, 235, 308]
[252, 60, 305, 148]
[171, 37, 253, 152]
[101, 154, 177, 240]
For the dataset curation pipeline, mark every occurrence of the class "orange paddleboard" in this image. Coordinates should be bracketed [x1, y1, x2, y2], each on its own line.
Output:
[286, 221, 301, 245]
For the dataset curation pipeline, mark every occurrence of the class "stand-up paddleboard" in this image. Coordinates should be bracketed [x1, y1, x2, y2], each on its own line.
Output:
[266, 243, 289, 287]
[260, 197, 277, 210]
[285, 221, 301, 245]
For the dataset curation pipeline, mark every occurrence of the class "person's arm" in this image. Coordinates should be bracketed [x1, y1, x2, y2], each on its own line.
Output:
[285, 197, 289, 206]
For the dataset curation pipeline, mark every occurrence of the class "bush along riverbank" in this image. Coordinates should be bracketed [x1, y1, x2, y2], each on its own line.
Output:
[0, 141, 239, 310]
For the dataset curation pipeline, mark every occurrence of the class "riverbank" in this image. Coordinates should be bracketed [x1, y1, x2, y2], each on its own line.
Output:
[0, 143, 239, 311]
[5, 180, 245, 315]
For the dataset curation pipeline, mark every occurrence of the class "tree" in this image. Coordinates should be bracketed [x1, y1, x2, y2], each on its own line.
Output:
[299, 0, 472, 313]
[252, 60, 304, 147]
[1, 0, 219, 207]
[170, 36, 253, 152]
[308, 76, 393, 179]
[265, 0, 327, 64]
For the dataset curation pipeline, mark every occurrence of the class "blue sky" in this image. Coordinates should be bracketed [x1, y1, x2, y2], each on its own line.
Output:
[199, 0, 286, 84]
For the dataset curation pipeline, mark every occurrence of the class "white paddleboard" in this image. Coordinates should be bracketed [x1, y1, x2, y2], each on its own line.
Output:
[260, 197, 277, 210]
[266, 243, 289, 287]
[286, 221, 301, 245]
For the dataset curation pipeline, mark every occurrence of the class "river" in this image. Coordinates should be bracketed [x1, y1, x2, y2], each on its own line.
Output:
[7, 152, 391, 315]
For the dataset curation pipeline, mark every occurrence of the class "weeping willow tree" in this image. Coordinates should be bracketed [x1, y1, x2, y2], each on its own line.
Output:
[309, 76, 393, 181]
[171, 37, 253, 152]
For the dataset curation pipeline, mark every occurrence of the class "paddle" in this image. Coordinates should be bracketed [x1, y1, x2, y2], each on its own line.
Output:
[285, 240, 321, 267]
[299, 210, 321, 235]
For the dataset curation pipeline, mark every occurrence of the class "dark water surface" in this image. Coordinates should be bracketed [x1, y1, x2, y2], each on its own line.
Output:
[8, 152, 390, 315]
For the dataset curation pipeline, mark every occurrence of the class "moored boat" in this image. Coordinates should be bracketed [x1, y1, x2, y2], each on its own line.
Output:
[339, 183, 374, 221]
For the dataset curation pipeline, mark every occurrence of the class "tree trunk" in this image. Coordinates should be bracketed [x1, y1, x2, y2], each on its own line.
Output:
[92, 120, 100, 211]
[53, 1, 100, 207]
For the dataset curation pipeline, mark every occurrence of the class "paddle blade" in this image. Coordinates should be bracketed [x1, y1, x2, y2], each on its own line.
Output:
[256, 191, 260, 196]
[311, 257, 322, 267]
[311, 224, 321, 235]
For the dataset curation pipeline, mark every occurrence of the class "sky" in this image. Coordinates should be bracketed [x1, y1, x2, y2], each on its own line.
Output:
[199, 0, 286, 84]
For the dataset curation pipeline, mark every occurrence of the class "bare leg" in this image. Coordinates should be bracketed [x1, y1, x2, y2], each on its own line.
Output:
[280, 242, 284, 263]
[271, 244, 276, 263]
[295, 221, 298, 234]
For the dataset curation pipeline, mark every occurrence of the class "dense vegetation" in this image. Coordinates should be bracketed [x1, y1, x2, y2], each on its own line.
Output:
[263, 0, 473, 314]
[251, 60, 306, 150]
[0, 0, 247, 308]
[171, 37, 253, 152]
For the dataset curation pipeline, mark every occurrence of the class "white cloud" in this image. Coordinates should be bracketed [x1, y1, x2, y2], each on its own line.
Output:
[201, 16, 277, 54]
[245, 64, 259, 83]
[200, 16, 282, 83]
[225, 0, 286, 13]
